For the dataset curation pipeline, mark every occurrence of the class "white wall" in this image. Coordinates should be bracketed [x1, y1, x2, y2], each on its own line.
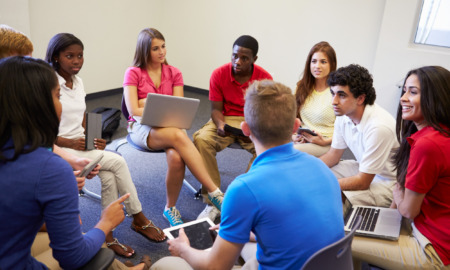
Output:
[1, 0, 164, 93]
[161, 0, 386, 93]
[0, 0, 30, 34]
[1, 0, 449, 116]
[372, 0, 450, 116]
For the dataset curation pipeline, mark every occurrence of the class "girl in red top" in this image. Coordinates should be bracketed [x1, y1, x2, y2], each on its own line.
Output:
[352, 66, 450, 269]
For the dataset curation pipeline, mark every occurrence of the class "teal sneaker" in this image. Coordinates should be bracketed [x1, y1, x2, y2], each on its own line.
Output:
[208, 191, 224, 211]
[163, 207, 183, 226]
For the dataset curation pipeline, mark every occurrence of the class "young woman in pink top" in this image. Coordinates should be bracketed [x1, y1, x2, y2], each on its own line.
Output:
[123, 28, 223, 226]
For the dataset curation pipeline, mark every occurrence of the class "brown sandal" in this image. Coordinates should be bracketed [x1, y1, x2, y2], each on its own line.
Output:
[124, 255, 152, 270]
[106, 238, 135, 258]
[131, 220, 166, 242]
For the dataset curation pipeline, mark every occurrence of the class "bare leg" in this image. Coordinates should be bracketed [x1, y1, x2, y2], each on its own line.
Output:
[147, 127, 217, 192]
[165, 148, 185, 207]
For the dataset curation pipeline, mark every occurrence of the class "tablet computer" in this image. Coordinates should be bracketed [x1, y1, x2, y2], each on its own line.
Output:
[78, 153, 103, 177]
[85, 112, 103, 150]
[224, 124, 245, 137]
[163, 218, 217, 250]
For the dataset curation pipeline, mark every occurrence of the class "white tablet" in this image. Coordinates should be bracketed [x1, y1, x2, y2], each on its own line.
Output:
[163, 218, 217, 250]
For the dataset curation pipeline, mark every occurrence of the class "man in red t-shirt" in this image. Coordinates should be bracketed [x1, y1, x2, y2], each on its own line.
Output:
[193, 35, 272, 221]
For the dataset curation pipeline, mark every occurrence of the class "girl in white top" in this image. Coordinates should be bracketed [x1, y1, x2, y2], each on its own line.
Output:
[293, 41, 337, 157]
[45, 33, 166, 259]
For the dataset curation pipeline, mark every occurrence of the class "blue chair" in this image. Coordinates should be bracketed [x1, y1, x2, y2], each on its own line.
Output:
[301, 215, 362, 270]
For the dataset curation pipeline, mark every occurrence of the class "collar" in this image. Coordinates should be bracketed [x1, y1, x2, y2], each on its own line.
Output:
[407, 126, 436, 147]
[251, 142, 298, 168]
[229, 63, 255, 85]
[56, 73, 79, 90]
[342, 104, 375, 133]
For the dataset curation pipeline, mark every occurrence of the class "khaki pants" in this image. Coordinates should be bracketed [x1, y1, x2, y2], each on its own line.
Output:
[330, 160, 395, 207]
[293, 142, 330, 157]
[32, 232, 127, 270]
[150, 255, 257, 270]
[352, 219, 450, 270]
[62, 148, 142, 214]
[193, 117, 256, 197]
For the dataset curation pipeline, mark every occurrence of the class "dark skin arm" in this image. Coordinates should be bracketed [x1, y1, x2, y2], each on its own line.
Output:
[211, 101, 227, 137]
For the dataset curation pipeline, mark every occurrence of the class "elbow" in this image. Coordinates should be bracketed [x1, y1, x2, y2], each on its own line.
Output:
[400, 210, 419, 220]
[360, 181, 372, 190]
[398, 206, 420, 220]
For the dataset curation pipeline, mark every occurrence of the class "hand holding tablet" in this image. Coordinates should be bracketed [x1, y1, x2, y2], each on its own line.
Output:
[164, 218, 217, 250]
[297, 127, 318, 136]
[78, 153, 103, 177]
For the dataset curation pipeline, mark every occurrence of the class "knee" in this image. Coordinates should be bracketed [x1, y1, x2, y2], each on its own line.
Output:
[166, 148, 184, 170]
[171, 128, 190, 144]
[104, 151, 127, 168]
[193, 130, 214, 150]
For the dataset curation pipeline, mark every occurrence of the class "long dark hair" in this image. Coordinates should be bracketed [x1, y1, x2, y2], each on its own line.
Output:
[132, 28, 168, 68]
[295, 41, 337, 116]
[45, 33, 84, 71]
[394, 66, 450, 187]
[0, 56, 59, 162]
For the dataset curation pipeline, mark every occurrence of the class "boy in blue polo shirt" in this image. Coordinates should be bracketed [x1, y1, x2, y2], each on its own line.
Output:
[161, 80, 344, 270]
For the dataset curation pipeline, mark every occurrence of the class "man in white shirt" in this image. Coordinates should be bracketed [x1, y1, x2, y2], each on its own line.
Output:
[320, 64, 399, 207]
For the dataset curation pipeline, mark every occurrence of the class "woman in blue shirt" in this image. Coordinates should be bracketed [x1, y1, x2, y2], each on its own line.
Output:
[0, 56, 131, 269]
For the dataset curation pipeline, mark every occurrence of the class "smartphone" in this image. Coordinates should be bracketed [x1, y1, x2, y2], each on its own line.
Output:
[297, 127, 317, 136]
[78, 153, 103, 177]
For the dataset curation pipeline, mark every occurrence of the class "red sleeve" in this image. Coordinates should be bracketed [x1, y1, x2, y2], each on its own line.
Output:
[405, 138, 440, 193]
[209, 67, 223, 102]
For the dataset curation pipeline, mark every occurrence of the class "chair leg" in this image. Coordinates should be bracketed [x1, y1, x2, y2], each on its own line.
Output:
[79, 186, 101, 200]
[115, 138, 128, 152]
[183, 179, 200, 200]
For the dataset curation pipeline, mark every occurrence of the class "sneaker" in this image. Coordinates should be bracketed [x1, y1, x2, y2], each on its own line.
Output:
[197, 205, 220, 222]
[163, 207, 183, 226]
[208, 190, 224, 211]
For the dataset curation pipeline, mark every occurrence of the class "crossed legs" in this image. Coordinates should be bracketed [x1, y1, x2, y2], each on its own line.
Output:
[147, 127, 220, 211]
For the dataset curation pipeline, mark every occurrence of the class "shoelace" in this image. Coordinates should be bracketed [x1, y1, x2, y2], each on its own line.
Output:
[167, 208, 182, 224]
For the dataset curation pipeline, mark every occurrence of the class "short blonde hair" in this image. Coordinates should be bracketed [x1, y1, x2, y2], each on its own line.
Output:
[0, 25, 33, 59]
[244, 80, 297, 145]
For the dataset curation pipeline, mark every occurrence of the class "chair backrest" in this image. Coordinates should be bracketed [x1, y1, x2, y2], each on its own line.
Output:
[300, 215, 362, 270]
[121, 96, 130, 120]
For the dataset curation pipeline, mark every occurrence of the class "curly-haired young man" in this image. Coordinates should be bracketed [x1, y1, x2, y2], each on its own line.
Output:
[320, 64, 399, 207]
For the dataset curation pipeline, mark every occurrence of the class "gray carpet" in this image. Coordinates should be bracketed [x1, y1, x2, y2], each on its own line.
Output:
[80, 88, 252, 265]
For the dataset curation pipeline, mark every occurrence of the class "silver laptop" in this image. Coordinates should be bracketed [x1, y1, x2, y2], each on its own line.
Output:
[343, 200, 402, 240]
[135, 93, 200, 129]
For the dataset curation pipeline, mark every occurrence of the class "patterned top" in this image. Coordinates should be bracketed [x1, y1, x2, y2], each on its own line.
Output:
[299, 88, 335, 137]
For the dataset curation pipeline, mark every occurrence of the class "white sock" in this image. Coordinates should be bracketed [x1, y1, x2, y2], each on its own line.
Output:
[208, 188, 222, 197]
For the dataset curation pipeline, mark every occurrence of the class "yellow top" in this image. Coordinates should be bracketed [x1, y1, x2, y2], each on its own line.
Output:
[299, 88, 335, 138]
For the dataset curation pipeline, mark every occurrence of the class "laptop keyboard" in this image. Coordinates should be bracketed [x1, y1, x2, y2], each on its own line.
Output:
[350, 207, 380, 232]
